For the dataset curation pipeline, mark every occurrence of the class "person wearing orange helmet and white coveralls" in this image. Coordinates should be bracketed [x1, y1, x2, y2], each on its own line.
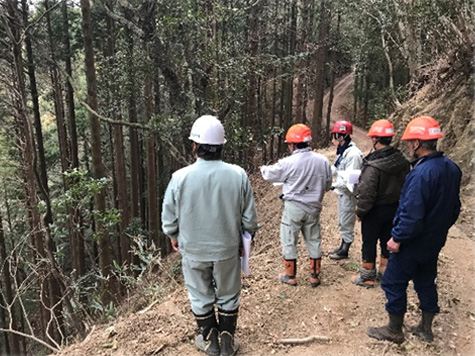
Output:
[260, 124, 332, 287]
[351, 120, 410, 288]
[367, 116, 461, 344]
[162, 115, 259, 356]
[328, 120, 363, 260]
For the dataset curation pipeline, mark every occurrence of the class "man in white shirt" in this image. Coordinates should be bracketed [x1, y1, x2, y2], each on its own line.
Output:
[327, 120, 363, 260]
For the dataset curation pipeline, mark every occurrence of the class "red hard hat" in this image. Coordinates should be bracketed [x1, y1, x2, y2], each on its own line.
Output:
[401, 116, 444, 141]
[330, 120, 353, 135]
[367, 119, 395, 137]
[285, 124, 312, 143]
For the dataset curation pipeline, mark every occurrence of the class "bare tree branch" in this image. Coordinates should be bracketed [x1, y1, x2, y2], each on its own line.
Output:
[277, 335, 331, 344]
[92, 0, 144, 37]
[60, 66, 192, 165]
[0, 328, 60, 352]
[23, 1, 62, 39]
[116, 0, 138, 12]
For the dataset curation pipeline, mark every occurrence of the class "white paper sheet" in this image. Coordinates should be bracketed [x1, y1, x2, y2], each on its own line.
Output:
[348, 170, 361, 184]
[241, 231, 252, 276]
[337, 169, 361, 192]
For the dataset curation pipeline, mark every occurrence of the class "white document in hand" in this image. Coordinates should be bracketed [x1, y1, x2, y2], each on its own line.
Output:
[337, 170, 361, 193]
[241, 231, 252, 276]
[348, 170, 361, 184]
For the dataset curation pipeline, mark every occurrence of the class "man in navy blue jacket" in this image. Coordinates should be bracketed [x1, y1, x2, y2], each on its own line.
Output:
[367, 116, 462, 344]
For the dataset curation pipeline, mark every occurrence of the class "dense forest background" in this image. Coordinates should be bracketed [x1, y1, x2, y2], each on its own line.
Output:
[0, 0, 473, 354]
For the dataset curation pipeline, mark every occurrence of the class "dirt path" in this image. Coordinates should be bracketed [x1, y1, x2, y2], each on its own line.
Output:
[322, 71, 354, 122]
[319, 72, 373, 154]
[59, 167, 474, 356]
[56, 74, 475, 356]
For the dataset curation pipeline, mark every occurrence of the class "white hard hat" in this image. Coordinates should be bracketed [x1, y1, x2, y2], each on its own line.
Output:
[188, 115, 227, 145]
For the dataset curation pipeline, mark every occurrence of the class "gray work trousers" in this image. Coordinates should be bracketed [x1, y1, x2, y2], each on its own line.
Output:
[182, 254, 241, 315]
[280, 201, 322, 260]
[337, 194, 357, 244]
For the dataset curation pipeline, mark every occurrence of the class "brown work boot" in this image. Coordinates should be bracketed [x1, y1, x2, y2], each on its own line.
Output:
[309, 258, 321, 287]
[279, 259, 297, 286]
[408, 311, 435, 342]
[367, 314, 405, 344]
[351, 262, 376, 288]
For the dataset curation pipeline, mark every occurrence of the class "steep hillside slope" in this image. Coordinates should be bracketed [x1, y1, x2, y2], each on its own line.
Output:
[55, 67, 475, 355]
[388, 58, 474, 238]
[55, 160, 475, 356]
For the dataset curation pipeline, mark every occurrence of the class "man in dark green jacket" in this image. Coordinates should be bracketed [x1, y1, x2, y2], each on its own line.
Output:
[352, 120, 410, 287]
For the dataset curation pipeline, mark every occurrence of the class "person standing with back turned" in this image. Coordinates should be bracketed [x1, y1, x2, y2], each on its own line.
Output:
[328, 120, 363, 260]
[260, 124, 332, 287]
[367, 116, 462, 344]
[162, 115, 259, 356]
[351, 119, 410, 287]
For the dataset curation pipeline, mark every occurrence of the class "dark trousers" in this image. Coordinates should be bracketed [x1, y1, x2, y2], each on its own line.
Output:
[361, 203, 397, 263]
[382, 250, 440, 315]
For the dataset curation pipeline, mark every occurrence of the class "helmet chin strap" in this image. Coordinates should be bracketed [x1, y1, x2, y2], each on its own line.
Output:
[412, 140, 421, 159]
[372, 138, 379, 151]
[337, 134, 348, 147]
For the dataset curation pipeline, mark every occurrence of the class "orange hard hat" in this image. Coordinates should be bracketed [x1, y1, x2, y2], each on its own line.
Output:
[285, 124, 312, 143]
[330, 120, 353, 135]
[401, 116, 444, 141]
[367, 119, 395, 137]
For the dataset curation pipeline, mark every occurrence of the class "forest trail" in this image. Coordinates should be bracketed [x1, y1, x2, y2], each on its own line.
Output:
[325, 73, 374, 153]
[321, 72, 354, 123]
[56, 75, 475, 356]
[317, 72, 373, 153]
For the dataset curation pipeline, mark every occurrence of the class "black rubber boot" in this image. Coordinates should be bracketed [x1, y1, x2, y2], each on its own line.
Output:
[409, 311, 435, 342]
[328, 240, 344, 255]
[218, 308, 239, 356]
[367, 314, 405, 344]
[329, 242, 351, 260]
[194, 310, 220, 356]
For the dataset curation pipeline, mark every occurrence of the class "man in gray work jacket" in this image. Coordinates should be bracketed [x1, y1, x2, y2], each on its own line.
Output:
[260, 124, 332, 287]
[162, 115, 259, 356]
